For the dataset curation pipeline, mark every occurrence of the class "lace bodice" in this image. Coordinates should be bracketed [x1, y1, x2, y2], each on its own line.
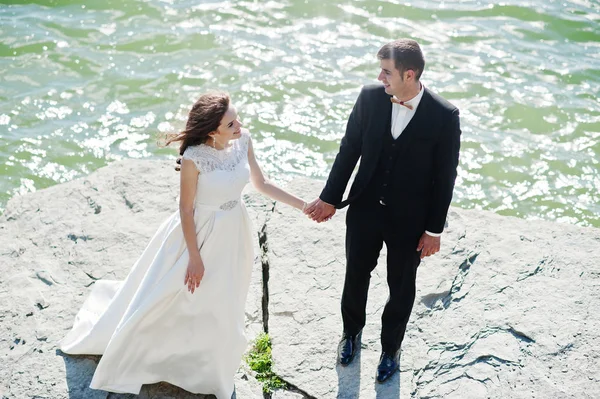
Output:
[182, 131, 251, 209]
[182, 132, 250, 174]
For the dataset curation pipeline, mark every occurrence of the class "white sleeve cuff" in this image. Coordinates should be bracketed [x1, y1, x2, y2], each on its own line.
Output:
[425, 230, 442, 237]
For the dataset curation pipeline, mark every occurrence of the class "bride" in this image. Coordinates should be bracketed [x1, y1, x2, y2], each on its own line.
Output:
[60, 91, 307, 398]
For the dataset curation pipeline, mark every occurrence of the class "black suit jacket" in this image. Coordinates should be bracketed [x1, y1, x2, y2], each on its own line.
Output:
[320, 84, 461, 235]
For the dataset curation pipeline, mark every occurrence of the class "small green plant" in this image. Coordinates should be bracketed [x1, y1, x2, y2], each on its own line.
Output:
[245, 332, 287, 393]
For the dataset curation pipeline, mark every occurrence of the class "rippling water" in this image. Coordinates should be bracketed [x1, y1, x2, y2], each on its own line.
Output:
[1, 0, 599, 226]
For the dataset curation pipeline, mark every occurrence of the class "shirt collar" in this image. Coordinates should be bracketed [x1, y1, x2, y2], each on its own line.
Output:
[392, 83, 425, 109]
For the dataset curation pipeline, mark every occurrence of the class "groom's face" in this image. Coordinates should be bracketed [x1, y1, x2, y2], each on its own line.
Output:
[378, 58, 408, 98]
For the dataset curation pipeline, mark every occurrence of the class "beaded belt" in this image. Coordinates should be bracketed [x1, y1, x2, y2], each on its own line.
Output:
[195, 199, 240, 212]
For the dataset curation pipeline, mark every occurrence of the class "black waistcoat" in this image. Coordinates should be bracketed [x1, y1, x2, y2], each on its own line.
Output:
[360, 127, 409, 207]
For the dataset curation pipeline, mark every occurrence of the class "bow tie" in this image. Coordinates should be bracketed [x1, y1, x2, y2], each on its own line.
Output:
[390, 97, 413, 110]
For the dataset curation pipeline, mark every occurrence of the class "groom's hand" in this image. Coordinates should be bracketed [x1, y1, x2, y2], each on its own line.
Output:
[304, 198, 336, 223]
[416, 233, 441, 259]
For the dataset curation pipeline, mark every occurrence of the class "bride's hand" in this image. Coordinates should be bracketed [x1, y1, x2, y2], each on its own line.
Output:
[184, 256, 205, 294]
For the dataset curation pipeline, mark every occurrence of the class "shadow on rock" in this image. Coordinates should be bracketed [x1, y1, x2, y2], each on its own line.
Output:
[57, 349, 108, 399]
[57, 349, 215, 399]
[335, 349, 361, 399]
[373, 369, 400, 399]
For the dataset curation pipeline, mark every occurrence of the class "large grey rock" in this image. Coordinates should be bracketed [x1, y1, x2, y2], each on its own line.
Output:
[0, 160, 264, 399]
[4, 160, 599, 399]
[265, 178, 600, 399]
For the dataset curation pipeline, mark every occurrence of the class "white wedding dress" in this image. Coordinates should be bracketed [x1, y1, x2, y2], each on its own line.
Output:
[60, 131, 255, 399]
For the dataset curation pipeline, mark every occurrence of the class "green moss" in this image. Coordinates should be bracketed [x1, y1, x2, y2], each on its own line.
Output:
[245, 333, 287, 393]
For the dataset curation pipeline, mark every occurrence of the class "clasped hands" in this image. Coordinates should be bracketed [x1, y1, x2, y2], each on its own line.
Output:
[303, 198, 336, 223]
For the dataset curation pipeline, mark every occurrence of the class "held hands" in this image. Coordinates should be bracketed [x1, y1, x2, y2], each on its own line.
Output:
[304, 198, 336, 223]
[184, 255, 205, 294]
[416, 233, 441, 259]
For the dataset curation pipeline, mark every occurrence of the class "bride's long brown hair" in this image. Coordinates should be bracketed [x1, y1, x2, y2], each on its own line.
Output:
[164, 91, 230, 170]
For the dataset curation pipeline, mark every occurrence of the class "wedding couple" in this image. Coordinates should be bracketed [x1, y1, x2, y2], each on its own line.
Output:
[60, 39, 461, 398]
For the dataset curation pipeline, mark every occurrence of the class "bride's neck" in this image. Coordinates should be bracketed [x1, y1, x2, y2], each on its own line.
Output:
[213, 139, 231, 151]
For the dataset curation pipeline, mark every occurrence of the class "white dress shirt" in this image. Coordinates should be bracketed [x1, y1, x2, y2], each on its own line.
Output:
[390, 85, 441, 238]
[391, 84, 425, 139]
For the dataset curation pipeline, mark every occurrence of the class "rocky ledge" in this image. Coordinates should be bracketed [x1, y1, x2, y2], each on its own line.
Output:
[1, 160, 599, 399]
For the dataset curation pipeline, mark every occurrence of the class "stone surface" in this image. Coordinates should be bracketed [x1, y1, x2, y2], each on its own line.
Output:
[271, 390, 304, 399]
[265, 178, 600, 399]
[3, 160, 600, 399]
[0, 160, 264, 399]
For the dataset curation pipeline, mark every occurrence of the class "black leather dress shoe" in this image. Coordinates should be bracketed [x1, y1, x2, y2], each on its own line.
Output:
[337, 331, 362, 366]
[376, 351, 399, 383]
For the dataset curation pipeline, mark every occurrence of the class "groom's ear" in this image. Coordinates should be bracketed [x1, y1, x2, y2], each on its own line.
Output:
[405, 69, 416, 81]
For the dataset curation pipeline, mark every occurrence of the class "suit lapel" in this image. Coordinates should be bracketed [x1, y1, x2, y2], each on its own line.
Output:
[396, 88, 431, 154]
[365, 86, 429, 159]
[370, 91, 393, 156]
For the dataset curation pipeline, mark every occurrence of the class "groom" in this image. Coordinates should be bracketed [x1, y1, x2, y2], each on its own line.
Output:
[305, 39, 461, 382]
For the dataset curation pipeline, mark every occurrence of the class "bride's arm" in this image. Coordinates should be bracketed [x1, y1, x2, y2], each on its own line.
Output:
[248, 137, 306, 211]
[179, 159, 202, 260]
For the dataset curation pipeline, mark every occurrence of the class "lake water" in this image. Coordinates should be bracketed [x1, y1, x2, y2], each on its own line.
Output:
[1, 0, 599, 226]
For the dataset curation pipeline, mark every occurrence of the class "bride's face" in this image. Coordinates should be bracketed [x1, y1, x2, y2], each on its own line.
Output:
[213, 105, 243, 144]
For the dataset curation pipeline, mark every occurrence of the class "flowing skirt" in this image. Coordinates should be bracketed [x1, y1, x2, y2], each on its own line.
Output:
[60, 202, 254, 399]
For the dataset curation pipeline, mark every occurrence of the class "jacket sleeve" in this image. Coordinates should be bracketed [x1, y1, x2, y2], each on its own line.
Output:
[426, 108, 461, 234]
[319, 89, 365, 207]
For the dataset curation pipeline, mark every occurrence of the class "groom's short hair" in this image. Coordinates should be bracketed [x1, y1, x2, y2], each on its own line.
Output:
[377, 39, 425, 80]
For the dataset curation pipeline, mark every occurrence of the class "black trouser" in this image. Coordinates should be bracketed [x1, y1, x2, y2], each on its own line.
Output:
[341, 201, 421, 355]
